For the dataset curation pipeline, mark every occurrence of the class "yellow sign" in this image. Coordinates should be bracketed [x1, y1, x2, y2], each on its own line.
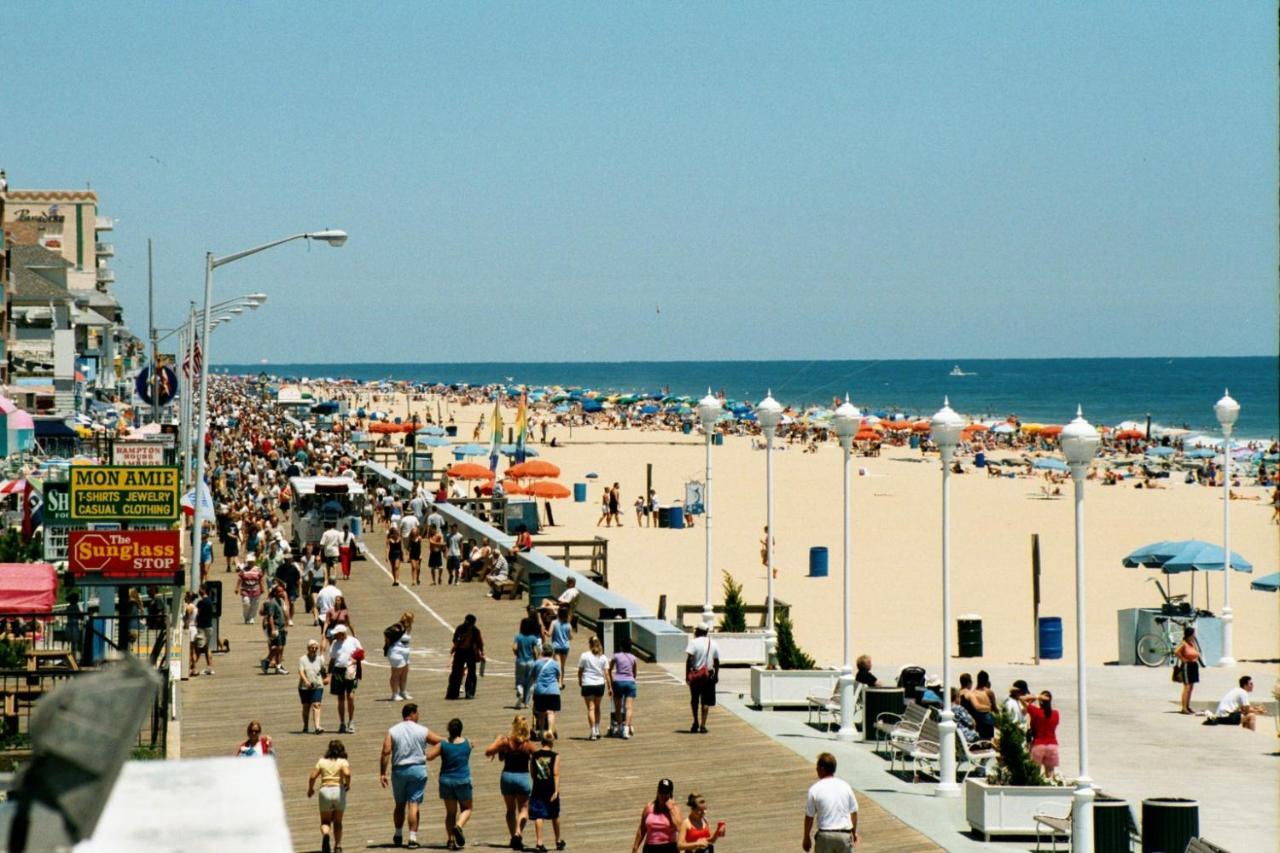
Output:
[69, 465, 180, 522]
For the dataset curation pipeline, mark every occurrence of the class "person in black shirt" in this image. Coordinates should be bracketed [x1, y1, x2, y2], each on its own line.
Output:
[194, 585, 215, 676]
[274, 556, 301, 627]
[854, 655, 880, 688]
[145, 586, 170, 667]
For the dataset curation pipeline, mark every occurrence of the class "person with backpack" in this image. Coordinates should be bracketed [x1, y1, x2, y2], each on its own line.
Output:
[446, 614, 484, 700]
[386, 611, 415, 701]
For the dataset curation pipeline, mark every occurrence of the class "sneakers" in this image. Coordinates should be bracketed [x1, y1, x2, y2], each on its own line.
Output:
[275, 666, 288, 675]
[260, 659, 270, 674]
[690, 723, 700, 733]
[392, 835, 402, 848]
[338, 724, 348, 734]
[402, 693, 413, 700]
[392, 693, 404, 701]
[346, 722, 355, 733]
[698, 724, 708, 734]
[453, 827, 465, 847]
[202, 668, 215, 676]
[621, 726, 631, 740]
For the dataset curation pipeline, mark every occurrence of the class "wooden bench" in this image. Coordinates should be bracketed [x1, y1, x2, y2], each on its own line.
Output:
[490, 558, 526, 600]
[27, 650, 78, 672]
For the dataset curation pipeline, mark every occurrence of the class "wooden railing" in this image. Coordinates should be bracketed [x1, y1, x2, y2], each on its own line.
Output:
[673, 600, 791, 631]
[534, 537, 609, 588]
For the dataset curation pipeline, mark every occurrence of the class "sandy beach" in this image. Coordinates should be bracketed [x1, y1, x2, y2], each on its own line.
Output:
[352, 391, 1278, 670]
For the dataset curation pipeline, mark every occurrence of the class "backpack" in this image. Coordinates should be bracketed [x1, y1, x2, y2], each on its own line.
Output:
[383, 621, 406, 656]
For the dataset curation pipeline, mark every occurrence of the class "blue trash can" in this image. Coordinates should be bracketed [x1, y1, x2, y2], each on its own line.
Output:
[712, 432, 724, 446]
[808, 546, 829, 577]
[1038, 616, 1064, 660]
[669, 506, 685, 529]
[909, 435, 919, 449]
[350, 517, 361, 537]
[682, 422, 692, 435]
[573, 482, 587, 502]
[975, 450, 986, 468]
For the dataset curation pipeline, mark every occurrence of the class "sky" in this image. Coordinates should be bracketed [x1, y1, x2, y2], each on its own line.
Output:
[3, 3, 1276, 363]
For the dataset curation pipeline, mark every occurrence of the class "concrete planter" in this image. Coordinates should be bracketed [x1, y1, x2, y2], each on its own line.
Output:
[749, 665, 839, 709]
[964, 778, 1073, 841]
[713, 632, 767, 665]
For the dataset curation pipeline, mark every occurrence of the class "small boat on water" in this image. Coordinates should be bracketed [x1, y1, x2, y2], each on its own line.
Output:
[950, 365, 977, 377]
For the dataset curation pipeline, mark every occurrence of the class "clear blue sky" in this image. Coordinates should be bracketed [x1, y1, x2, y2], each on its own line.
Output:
[4, 3, 1276, 362]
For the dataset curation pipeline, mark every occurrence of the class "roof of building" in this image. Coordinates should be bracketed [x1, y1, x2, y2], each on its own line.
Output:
[9, 243, 73, 270]
[3, 189, 98, 203]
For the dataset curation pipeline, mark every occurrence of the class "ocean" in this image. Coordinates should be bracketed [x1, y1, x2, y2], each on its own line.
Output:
[219, 357, 1278, 439]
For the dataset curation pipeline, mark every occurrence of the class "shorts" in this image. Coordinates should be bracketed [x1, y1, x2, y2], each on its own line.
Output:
[428, 550, 443, 568]
[581, 684, 605, 698]
[391, 764, 427, 804]
[194, 628, 210, 649]
[642, 844, 678, 853]
[447, 556, 461, 573]
[187, 625, 198, 645]
[324, 554, 337, 568]
[1218, 711, 1243, 726]
[500, 770, 533, 797]
[330, 675, 358, 696]
[529, 796, 560, 820]
[689, 677, 716, 706]
[269, 631, 288, 648]
[388, 648, 411, 669]
[1030, 743, 1060, 770]
[533, 693, 562, 713]
[317, 785, 346, 812]
[299, 686, 324, 704]
[613, 680, 637, 699]
[438, 779, 473, 801]
[813, 830, 853, 853]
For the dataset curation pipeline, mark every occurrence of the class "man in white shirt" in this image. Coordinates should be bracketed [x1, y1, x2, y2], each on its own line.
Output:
[803, 752, 858, 852]
[327, 625, 363, 733]
[1215, 675, 1265, 730]
[315, 580, 342, 627]
[427, 507, 445, 532]
[399, 511, 419, 541]
[684, 625, 721, 733]
[319, 523, 344, 576]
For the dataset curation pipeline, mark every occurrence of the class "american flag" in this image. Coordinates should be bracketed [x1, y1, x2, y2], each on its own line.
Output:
[182, 339, 203, 379]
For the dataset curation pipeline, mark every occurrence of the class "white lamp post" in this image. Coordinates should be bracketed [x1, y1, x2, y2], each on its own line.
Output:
[697, 389, 722, 630]
[1060, 405, 1101, 853]
[931, 397, 965, 795]
[831, 395, 860, 741]
[755, 391, 784, 667]
[1214, 390, 1239, 667]
[190, 232, 345, 594]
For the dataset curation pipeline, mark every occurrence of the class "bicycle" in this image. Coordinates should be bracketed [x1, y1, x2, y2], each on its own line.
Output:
[1136, 579, 1197, 667]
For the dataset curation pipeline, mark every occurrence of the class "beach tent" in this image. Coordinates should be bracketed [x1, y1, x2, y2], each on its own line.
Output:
[1250, 572, 1278, 592]
[0, 563, 58, 615]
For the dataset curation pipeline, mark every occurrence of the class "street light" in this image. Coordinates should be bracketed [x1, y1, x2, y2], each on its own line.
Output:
[931, 397, 965, 795]
[190, 231, 346, 593]
[831, 394, 860, 742]
[697, 389, 722, 630]
[1060, 405, 1101, 853]
[755, 391, 783, 667]
[1214, 390, 1240, 667]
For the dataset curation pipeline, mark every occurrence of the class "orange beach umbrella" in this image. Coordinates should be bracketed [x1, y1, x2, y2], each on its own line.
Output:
[508, 460, 561, 479]
[526, 481, 571, 499]
[448, 462, 496, 480]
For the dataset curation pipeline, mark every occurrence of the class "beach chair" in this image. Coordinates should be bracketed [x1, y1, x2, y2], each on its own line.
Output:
[807, 682, 863, 732]
[873, 702, 929, 756]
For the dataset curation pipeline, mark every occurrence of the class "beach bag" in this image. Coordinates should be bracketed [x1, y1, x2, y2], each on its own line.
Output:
[1171, 662, 1185, 683]
[687, 637, 713, 685]
[383, 621, 406, 656]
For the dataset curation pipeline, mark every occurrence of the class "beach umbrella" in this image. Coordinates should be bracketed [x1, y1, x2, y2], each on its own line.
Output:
[854, 428, 880, 442]
[1184, 448, 1216, 459]
[992, 423, 1016, 435]
[911, 420, 931, 432]
[554, 404, 571, 414]
[1038, 425, 1063, 437]
[500, 444, 539, 457]
[884, 421, 913, 432]
[1122, 539, 1253, 574]
[639, 404, 659, 415]
[509, 460, 561, 479]
[1032, 457, 1069, 472]
[480, 479, 527, 495]
[447, 462, 495, 480]
[417, 436, 451, 447]
[1250, 572, 1278, 592]
[1145, 446, 1176, 458]
[418, 425, 446, 436]
[526, 481, 571, 499]
[963, 423, 990, 433]
[453, 443, 489, 456]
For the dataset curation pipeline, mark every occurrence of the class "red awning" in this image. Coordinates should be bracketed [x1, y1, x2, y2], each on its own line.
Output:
[0, 563, 58, 615]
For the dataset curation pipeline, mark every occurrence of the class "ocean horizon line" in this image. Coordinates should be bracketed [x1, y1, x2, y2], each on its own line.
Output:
[218, 355, 1275, 367]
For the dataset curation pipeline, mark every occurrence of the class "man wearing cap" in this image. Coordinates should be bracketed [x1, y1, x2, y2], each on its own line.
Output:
[802, 752, 858, 852]
[328, 624, 364, 733]
[379, 702, 442, 849]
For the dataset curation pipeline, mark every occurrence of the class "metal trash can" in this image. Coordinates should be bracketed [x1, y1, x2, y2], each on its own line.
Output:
[1141, 798, 1198, 853]
[528, 571, 552, 605]
[682, 421, 692, 435]
[1039, 616, 1064, 660]
[808, 547, 829, 577]
[445, 425, 458, 437]
[862, 687, 905, 734]
[712, 432, 724, 446]
[1093, 795, 1132, 853]
[668, 506, 685, 529]
[597, 614, 630, 658]
[573, 482, 587, 502]
[657, 507, 671, 528]
[957, 615, 983, 657]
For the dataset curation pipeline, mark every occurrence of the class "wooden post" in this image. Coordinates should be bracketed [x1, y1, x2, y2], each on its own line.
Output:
[1031, 533, 1041, 665]
[646, 463, 652, 521]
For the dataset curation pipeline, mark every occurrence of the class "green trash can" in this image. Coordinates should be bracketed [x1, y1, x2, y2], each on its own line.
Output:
[957, 614, 983, 657]
[1093, 795, 1132, 853]
[528, 571, 552, 605]
[1141, 798, 1197, 853]
[861, 687, 905, 734]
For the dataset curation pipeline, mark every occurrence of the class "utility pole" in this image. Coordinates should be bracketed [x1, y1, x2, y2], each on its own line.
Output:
[148, 239, 160, 424]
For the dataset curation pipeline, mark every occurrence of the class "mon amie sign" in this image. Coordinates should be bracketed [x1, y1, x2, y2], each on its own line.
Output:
[69, 466, 179, 522]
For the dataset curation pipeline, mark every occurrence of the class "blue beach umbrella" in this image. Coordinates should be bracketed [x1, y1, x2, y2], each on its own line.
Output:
[418, 425, 446, 436]
[1032, 457, 1069, 472]
[500, 444, 539, 457]
[1145, 446, 1176, 458]
[453, 443, 489, 456]
[1250, 572, 1278, 592]
[417, 436, 451, 447]
[1123, 539, 1253, 574]
[639, 404, 659, 415]
[1184, 448, 1216, 459]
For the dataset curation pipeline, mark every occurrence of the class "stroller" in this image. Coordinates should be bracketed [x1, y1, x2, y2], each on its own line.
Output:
[897, 665, 927, 702]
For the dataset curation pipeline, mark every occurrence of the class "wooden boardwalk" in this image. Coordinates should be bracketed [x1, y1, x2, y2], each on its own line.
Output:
[181, 528, 939, 852]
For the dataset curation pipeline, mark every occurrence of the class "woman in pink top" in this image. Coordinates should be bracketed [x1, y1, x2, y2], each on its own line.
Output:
[632, 778, 683, 853]
[1022, 690, 1060, 773]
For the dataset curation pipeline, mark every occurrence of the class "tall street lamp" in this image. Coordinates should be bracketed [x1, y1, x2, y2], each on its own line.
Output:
[1061, 405, 1101, 853]
[1214, 390, 1239, 666]
[755, 391, 783, 668]
[931, 397, 965, 795]
[831, 395, 860, 741]
[697, 390, 722, 630]
[190, 231, 346, 593]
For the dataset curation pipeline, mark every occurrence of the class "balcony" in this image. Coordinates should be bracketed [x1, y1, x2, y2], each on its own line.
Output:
[96, 266, 115, 284]
[95, 242, 114, 257]
[95, 216, 114, 231]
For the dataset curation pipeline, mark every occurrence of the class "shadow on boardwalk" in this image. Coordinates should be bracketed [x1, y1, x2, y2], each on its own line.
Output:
[182, 528, 940, 852]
